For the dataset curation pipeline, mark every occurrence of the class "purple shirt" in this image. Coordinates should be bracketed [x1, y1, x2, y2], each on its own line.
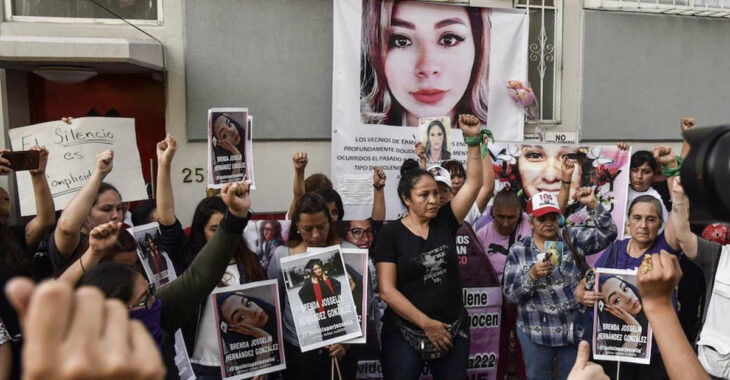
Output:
[595, 232, 679, 270]
[475, 214, 531, 282]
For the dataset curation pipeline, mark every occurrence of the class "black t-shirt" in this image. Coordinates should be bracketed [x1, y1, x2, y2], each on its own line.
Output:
[373, 203, 462, 329]
[47, 228, 88, 274]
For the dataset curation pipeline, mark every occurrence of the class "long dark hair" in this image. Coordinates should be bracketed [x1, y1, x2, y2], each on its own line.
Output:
[397, 159, 433, 208]
[288, 193, 339, 247]
[190, 197, 265, 282]
[0, 226, 32, 276]
[77, 262, 141, 303]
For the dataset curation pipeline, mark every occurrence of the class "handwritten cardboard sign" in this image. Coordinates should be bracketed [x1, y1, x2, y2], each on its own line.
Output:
[9, 117, 147, 216]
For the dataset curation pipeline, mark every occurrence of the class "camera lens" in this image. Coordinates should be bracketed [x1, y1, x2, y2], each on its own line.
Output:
[681, 125, 730, 223]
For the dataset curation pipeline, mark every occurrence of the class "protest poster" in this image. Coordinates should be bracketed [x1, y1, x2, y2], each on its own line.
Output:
[128, 222, 176, 288]
[248, 220, 291, 274]
[207, 108, 255, 189]
[419, 117, 452, 164]
[279, 246, 363, 351]
[340, 248, 369, 344]
[212, 280, 286, 379]
[456, 224, 502, 380]
[8, 117, 147, 216]
[332, 0, 529, 220]
[592, 268, 652, 365]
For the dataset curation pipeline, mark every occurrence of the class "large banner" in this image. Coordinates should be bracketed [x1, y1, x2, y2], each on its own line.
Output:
[592, 268, 652, 365]
[333, 0, 529, 219]
[279, 246, 363, 351]
[212, 280, 286, 379]
[9, 117, 147, 216]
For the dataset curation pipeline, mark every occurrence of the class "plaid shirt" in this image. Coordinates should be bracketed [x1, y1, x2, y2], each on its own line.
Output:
[503, 204, 617, 347]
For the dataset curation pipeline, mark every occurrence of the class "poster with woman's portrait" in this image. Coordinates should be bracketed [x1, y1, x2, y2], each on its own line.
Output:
[212, 280, 286, 379]
[487, 143, 631, 239]
[207, 108, 254, 189]
[332, 0, 528, 220]
[419, 116, 452, 164]
[250, 220, 291, 274]
[129, 222, 176, 288]
[340, 248, 369, 344]
[592, 268, 652, 364]
[279, 246, 363, 351]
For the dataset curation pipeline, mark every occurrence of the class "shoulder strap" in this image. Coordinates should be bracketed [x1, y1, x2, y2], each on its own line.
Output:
[563, 229, 589, 275]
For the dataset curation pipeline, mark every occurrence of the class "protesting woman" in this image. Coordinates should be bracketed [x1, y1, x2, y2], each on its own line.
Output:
[503, 188, 617, 380]
[267, 192, 358, 380]
[373, 114, 483, 379]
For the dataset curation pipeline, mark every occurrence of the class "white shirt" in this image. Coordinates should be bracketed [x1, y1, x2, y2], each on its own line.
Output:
[190, 263, 241, 366]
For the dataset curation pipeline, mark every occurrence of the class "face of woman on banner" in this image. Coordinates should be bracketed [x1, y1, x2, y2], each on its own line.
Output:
[213, 114, 242, 147]
[221, 294, 269, 328]
[602, 277, 642, 316]
[518, 145, 581, 200]
[384, 2, 476, 125]
[345, 220, 374, 249]
[311, 263, 324, 279]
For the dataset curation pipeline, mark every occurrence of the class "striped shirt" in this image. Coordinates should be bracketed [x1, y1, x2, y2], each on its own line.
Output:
[503, 204, 617, 347]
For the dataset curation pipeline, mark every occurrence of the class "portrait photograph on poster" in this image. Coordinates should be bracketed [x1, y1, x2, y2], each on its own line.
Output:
[340, 248, 369, 345]
[212, 280, 286, 379]
[208, 108, 252, 188]
[128, 222, 176, 288]
[488, 143, 631, 238]
[360, 1, 492, 128]
[279, 246, 363, 351]
[419, 116, 452, 163]
[251, 220, 291, 274]
[592, 268, 652, 365]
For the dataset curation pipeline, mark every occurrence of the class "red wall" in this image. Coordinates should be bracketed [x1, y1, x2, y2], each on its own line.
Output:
[27, 73, 166, 188]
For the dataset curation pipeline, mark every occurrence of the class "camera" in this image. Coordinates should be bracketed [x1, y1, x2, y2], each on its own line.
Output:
[680, 125, 730, 223]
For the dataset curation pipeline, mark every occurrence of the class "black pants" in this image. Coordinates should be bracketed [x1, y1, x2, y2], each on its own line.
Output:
[282, 341, 358, 380]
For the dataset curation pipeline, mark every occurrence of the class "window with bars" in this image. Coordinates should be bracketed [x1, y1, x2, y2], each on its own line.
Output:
[515, 0, 562, 125]
[5, 0, 161, 23]
[584, 0, 730, 17]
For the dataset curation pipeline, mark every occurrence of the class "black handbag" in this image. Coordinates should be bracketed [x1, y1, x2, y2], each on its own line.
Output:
[394, 308, 469, 360]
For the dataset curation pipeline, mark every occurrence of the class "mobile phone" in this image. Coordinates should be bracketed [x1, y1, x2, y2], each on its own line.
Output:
[3, 150, 40, 171]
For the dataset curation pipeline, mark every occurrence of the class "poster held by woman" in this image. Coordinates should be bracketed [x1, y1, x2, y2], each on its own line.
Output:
[212, 280, 286, 379]
[208, 108, 255, 189]
[419, 117, 452, 164]
[279, 245, 363, 351]
[129, 222, 176, 288]
[592, 268, 653, 365]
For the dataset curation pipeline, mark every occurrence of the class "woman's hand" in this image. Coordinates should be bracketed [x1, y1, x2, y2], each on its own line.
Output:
[680, 117, 695, 132]
[574, 278, 602, 308]
[573, 187, 598, 210]
[229, 322, 270, 339]
[423, 318, 453, 352]
[414, 142, 426, 159]
[604, 304, 641, 329]
[616, 142, 630, 151]
[562, 156, 576, 184]
[373, 166, 386, 188]
[637, 251, 682, 311]
[292, 152, 308, 173]
[156, 135, 177, 165]
[218, 139, 241, 156]
[88, 221, 122, 258]
[567, 341, 609, 380]
[327, 343, 347, 359]
[221, 177, 251, 218]
[95, 150, 114, 177]
[653, 146, 676, 167]
[458, 114, 481, 137]
[29, 146, 49, 175]
[529, 261, 553, 281]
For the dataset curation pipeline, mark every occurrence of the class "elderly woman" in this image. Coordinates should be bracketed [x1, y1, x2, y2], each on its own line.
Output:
[503, 189, 617, 380]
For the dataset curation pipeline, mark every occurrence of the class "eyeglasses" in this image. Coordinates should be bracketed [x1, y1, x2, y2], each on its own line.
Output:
[128, 283, 155, 310]
[346, 227, 374, 240]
